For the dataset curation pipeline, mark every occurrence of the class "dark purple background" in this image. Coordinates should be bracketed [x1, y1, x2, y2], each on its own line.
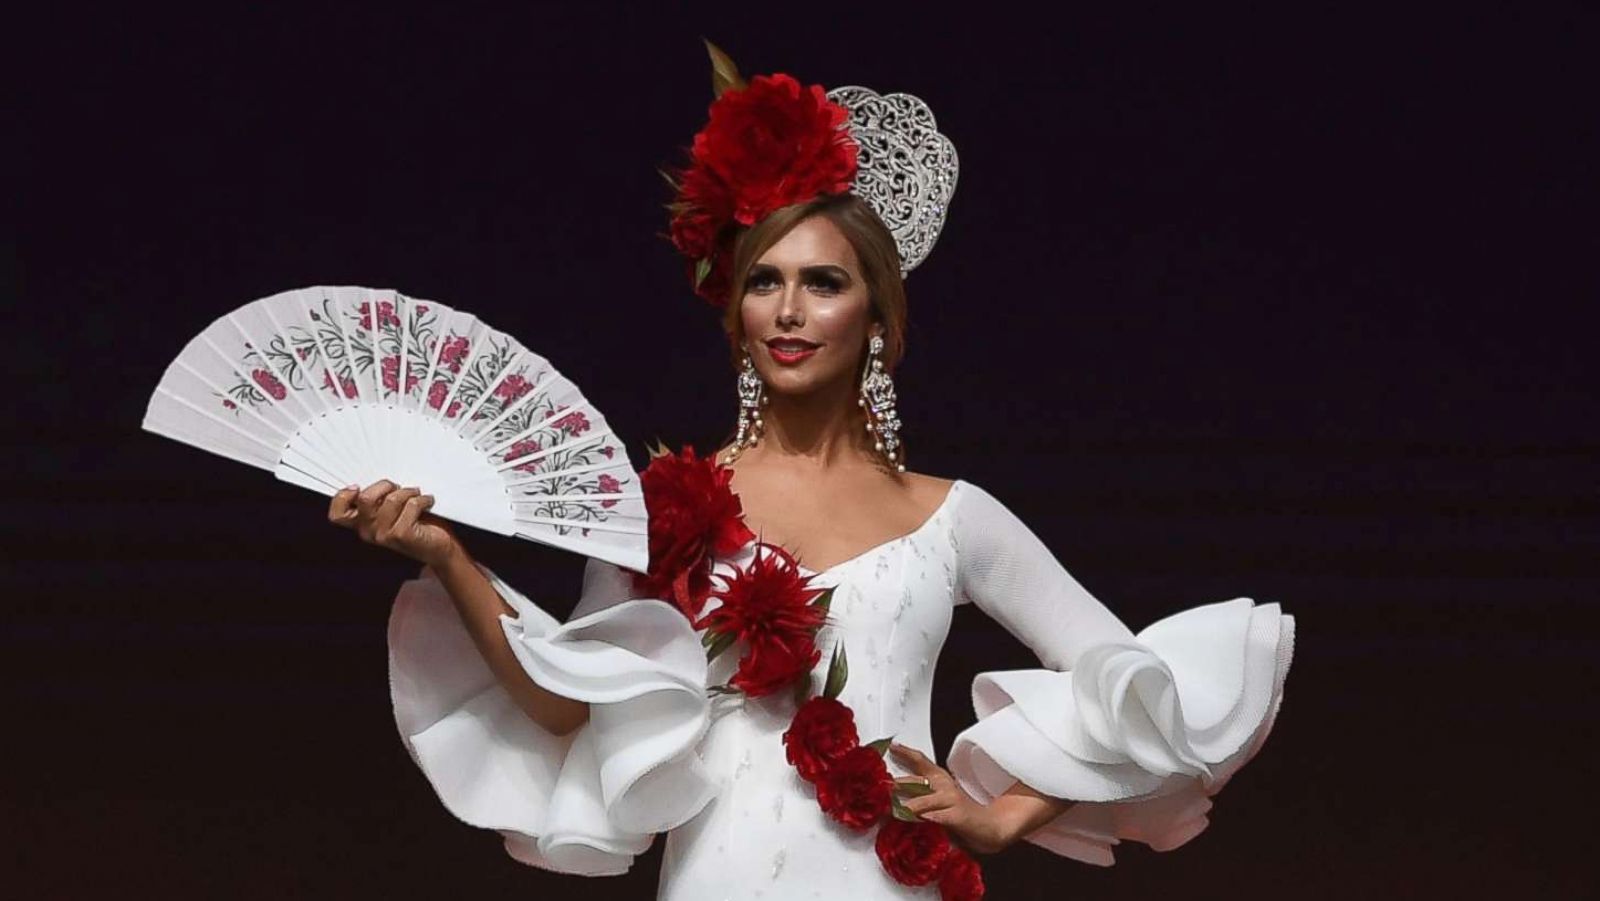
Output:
[10, 4, 1597, 897]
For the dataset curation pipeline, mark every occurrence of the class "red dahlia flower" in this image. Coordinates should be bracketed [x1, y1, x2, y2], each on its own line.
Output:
[699, 543, 827, 696]
[815, 744, 894, 830]
[874, 818, 954, 887]
[632, 445, 756, 620]
[783, 696, 860, 782]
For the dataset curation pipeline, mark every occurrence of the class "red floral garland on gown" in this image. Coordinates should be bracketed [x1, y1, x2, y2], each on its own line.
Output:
[633, 445, 985, 900]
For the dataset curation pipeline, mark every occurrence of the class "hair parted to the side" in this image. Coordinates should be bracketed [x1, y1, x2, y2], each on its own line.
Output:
[722, 193, 908, 376]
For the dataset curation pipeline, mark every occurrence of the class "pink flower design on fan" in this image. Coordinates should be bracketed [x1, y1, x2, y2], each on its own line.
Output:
[601, 446, 615, 459]
[495, 374, 534, 403]
[358, 300, 401, 331]
[508, 438, 543, 473]
[251, 369, 287, 401]
[437, 336, 470, 373]
[381, 356, 420, 394]
[552, 407, 591, 435]
[322, 371, 358, 398]
[598, 473, 622, 508]
[426, 380, 462, 417]
[221, 398, 237, 411]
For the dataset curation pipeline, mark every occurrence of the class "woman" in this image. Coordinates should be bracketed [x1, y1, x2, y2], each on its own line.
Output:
[330, 52, 1294, 900]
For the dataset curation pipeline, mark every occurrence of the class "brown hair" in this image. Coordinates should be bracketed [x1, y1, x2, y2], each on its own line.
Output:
[721, 193, 907, 375]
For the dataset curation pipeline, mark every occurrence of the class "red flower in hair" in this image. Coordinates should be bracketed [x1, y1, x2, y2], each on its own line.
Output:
[874, 819, 953, 887]
[937, 847, 985, 901]
[815, 744, 894, 830]
[668, 72, 858, 306]
[632, 445, 756, 619]
[783, 696, 860, 782]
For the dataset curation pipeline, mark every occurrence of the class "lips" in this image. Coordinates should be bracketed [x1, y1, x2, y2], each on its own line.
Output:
[765, 337, 821, 364]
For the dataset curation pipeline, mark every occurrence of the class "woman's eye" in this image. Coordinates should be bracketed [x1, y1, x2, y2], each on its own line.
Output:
[807, 278, 843, 295]
[748, 273, 781, 292]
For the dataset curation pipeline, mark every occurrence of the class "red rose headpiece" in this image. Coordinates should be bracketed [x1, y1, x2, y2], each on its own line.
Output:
[666, 46, 860, 307]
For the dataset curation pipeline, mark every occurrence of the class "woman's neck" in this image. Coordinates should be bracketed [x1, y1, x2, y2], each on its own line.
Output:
[748, 376, 874, 471]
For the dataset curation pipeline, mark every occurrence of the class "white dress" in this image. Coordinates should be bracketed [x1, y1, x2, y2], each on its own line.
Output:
[387, 479, 1295, 898]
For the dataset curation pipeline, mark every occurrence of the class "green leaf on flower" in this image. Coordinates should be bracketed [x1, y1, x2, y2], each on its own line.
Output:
[866, 737, 892, 756]
[890, 795, 922, 823]
[811, 586, 836, 614]
[704, 630, 736, 663]
[823, 643, 849, 700]
[791, 670, 813, 706]
[694, 257, 713, 287]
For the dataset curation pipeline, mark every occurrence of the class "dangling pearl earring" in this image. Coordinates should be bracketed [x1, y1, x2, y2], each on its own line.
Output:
[726, 348, 766, 463]
[858, 334, 905, 473]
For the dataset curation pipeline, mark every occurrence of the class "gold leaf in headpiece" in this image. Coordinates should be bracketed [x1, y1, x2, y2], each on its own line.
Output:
[703, 38, 746, 98]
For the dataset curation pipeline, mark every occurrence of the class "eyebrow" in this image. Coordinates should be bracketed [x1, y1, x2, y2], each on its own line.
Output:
[750, 262, 853, 283]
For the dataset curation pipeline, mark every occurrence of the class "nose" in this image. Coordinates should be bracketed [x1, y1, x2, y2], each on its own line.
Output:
[777, 280, 805, 326]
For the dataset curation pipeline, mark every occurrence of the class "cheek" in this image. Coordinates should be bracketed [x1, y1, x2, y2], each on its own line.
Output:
[812, 294, 872, 345]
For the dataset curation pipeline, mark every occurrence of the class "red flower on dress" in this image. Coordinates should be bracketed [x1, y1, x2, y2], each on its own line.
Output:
[632, 445, 756, 619]
[874, 819, 954, 887]
[699, 543, 826, 696]
[937, 848, 985, 901]
[815, 745, 894, 830]
[668, 73, 858, 306]
[783, 696, 860, 783]
[730, 632, 821, 698]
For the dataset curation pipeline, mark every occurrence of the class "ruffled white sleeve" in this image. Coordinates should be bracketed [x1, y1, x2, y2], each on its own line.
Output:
[387, 557, 717, 875]
[945, 481, 1294, 866]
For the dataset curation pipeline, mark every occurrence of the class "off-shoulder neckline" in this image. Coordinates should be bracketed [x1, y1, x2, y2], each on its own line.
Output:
[742, 478, 965, 577]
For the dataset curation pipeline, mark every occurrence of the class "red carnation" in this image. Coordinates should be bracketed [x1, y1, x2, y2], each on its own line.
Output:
[815, 745, 893, 830]
[251, 368, 286, 401]
[938, 848, 985, 901]
[730, 633, 821, 698]
[632, 445, 756, 620]
[783, 696, 860, 783]
[874, 819, 953, 887]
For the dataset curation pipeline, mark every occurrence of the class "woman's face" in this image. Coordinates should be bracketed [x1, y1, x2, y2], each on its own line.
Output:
[738, 214, 880, 399]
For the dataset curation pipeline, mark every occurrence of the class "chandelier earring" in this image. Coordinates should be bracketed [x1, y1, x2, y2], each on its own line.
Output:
[727, 347, 767, 463]
[858, 334, 905, 473]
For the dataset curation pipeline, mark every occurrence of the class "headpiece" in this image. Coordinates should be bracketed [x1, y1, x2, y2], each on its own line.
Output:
[665, 43, 960, 307]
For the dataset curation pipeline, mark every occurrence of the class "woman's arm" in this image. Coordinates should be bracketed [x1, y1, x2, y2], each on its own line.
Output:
[332, 480, 591, 736]
[427, 542, 591, 736]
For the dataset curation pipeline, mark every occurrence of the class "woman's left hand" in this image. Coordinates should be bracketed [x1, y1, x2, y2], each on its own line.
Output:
[889, 743, 1015, 855]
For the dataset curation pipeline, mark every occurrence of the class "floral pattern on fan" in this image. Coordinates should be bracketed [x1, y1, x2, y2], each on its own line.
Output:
[146, 286, 648, 573]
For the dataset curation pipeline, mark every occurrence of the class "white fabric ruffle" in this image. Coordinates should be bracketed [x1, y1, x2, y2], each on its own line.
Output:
[387, 566, 716, 875]
[947, 597, 1294, 866]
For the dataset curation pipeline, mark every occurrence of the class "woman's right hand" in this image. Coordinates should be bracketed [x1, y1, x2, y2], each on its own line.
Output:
[329, 480, 464, 569]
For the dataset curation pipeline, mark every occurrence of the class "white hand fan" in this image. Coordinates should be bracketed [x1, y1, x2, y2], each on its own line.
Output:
[142, 285, 648, 573]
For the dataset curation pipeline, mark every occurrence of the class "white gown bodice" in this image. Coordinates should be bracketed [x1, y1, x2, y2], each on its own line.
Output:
[386, 479, 1295, 899]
